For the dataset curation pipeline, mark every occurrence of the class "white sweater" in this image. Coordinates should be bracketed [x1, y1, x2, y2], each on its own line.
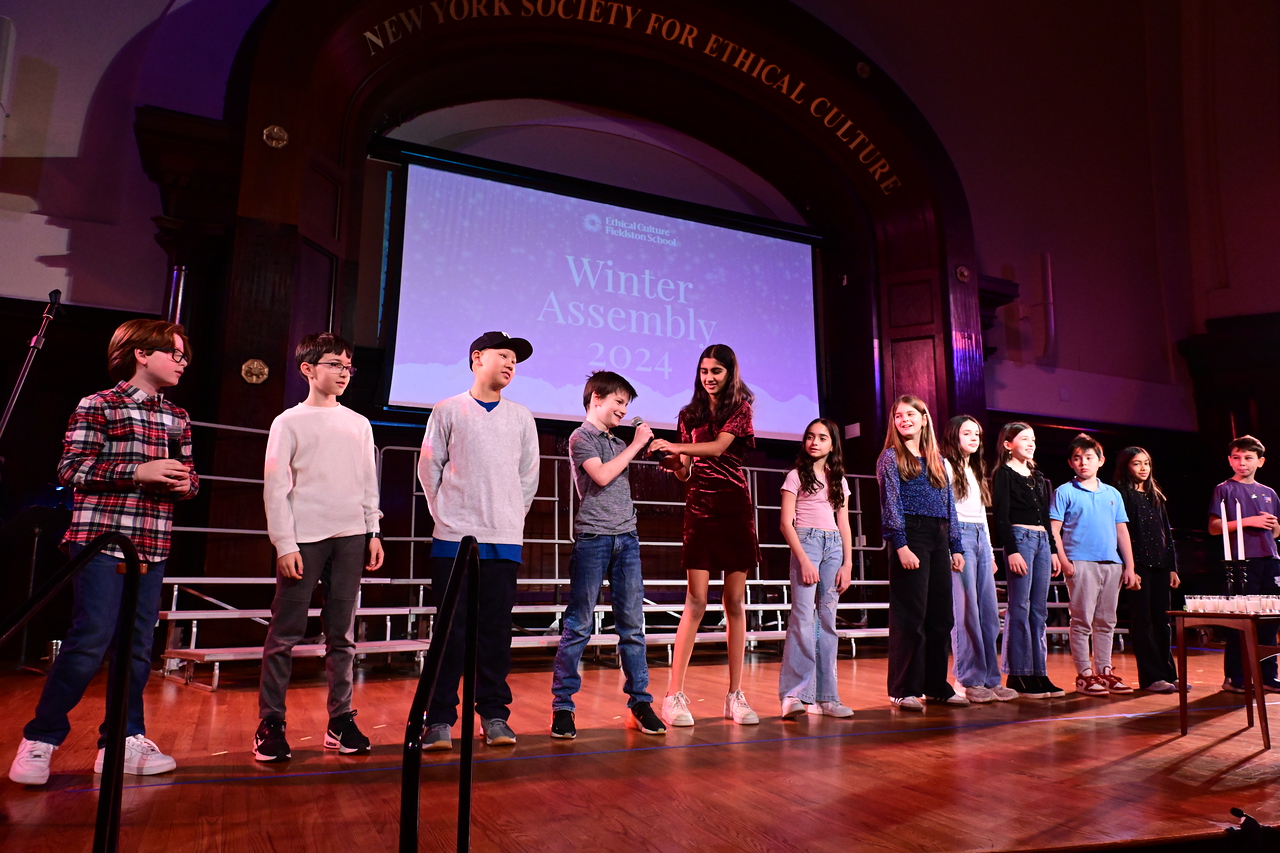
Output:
[263, 403, 382, 557]
[417, 393, 540, 546]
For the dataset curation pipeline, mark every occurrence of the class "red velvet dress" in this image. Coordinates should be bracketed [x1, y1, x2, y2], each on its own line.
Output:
[678, 402, 761, 573]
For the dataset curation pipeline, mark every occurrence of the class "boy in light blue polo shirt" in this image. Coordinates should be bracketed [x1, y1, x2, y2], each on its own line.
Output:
[1050, 434, 1138, 697]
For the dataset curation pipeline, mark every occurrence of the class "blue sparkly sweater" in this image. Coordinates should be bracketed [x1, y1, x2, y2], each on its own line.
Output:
[876, 448, 962, 553]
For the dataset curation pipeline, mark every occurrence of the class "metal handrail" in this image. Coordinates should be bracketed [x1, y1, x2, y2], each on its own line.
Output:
[399, 536, 480, 853]
[0, 531, 145, 853]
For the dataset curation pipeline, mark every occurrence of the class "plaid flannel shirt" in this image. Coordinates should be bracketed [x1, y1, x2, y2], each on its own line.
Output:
[58, 382, 199, 562]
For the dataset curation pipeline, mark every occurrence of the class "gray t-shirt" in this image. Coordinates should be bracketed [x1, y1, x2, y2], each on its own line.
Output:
[569, 422, 637, 535]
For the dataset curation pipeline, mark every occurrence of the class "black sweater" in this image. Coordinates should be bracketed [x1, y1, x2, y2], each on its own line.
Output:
[1119, 487, 1177, 570]
[991, 465, 1058, 555]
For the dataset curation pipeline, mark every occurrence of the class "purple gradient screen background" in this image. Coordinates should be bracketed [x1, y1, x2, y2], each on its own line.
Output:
[388, 165, 820, 439]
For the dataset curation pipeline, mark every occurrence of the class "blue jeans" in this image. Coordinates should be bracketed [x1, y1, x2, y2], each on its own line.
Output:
[951, 522, 1001, 689]
[24, 544, 166, 747]
[1001, 527, 1051, 677]
[551, 531, 652, 711]
[779, 528, 844, 703]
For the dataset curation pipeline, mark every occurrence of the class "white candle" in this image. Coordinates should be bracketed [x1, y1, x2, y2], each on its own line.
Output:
[1222, 499, 1231, 560]
[1236, 499, 1246, 560]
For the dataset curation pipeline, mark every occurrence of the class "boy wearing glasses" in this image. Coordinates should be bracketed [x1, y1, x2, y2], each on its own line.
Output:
[252, 333, 384, 763]
[10, 320, 198, 786]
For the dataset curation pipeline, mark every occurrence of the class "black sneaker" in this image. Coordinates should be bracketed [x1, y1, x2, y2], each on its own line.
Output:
[627, 702, 667, 735]
[1009, 675, 1049, 699]
[324, 710, 371, 754]
[253, 717, 291, 763]
[1039, 676, 1067, 698]
[550, 709, 577, 739]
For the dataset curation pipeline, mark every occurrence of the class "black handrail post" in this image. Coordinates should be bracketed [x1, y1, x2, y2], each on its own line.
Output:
[399, 535, 480, 853]
[93, 539, 143, 853]
[400, 713, 426, 852]
[456, 540, 480, 852]
[0, 531, 141, 853]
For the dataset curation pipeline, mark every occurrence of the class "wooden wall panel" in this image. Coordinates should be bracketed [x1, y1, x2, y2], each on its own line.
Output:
[301, 163, 342, 246]
[890, 337, 937, 417]
[887, 276, 934, 329]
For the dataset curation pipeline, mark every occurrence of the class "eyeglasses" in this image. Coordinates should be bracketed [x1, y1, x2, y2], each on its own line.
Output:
[151, 347, 189, 366]
[315, 361, 357, 376]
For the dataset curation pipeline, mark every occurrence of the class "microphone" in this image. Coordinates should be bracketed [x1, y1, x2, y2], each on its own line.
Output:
[631, 417, 666, 461]
[167, 424, 184, 461]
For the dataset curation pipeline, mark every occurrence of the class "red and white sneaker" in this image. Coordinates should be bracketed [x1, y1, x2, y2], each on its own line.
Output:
[1075, 672, 1109, 696]
[1099, 667, 1133, 694]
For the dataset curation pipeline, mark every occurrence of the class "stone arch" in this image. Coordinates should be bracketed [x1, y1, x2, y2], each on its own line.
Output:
[210, 0, 980, 446]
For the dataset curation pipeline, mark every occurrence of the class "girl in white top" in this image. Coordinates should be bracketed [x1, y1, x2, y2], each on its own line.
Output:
[778, 418, 855, 719]
[940, 416, 1018, 702]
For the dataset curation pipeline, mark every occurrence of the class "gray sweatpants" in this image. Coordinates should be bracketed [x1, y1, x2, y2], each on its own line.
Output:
[1064, 560, 1122, 674]
[258, 535, 365, 720]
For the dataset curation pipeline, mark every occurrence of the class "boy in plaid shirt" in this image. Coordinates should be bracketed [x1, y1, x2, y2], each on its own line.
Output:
[9, 319, 198, 786]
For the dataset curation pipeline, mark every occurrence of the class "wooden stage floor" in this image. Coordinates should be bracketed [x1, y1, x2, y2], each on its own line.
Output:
[1, 646, 1278, 852]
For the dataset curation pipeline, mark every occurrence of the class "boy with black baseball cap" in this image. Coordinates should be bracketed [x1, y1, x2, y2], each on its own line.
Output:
[417, 331, 539, 748]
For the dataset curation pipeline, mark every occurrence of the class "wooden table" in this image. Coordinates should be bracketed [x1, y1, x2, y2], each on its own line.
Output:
[1172, 610, 1280, 749]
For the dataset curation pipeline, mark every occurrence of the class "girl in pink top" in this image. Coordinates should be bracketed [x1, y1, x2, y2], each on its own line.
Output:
[778, 418, 855, 719]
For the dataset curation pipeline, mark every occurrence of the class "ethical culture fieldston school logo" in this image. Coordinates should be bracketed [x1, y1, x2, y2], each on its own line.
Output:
[585, 212, 679, 247]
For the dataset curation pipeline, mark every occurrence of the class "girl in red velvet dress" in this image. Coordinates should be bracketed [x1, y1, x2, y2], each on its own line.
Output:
[649, 344, 762, 727]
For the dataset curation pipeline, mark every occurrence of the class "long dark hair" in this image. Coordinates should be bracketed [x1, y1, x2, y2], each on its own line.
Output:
[882, 395, 948, 489]
[679, 343, 753, 430]
[995, 421, 1036, 470]
[794, 418, 846, 509]
[941, 415, 991, 505]
[1113, 446, 1167, 504]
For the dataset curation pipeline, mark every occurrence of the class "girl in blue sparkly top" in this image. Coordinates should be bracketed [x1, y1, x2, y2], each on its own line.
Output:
[876, 395, 965, 711]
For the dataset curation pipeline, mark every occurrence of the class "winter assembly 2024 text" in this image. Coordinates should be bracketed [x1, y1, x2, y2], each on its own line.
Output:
[537, 255, 719, 345]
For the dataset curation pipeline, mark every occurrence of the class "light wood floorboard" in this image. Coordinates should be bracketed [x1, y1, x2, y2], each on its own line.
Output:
[1, 647, 1277, 851]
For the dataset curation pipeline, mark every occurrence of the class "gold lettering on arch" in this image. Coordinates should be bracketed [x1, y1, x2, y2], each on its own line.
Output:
[354, 4, 903, 193]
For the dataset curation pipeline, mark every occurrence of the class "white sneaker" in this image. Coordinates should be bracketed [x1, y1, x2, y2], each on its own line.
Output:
[661, 692, 695, 727]
[94, 735, 177, 776]
[964, 686, 996, 704]
[780, 696, 807, 719]
[890, 696, 924, 712]
[990, 685, 1020, 702]
[724, 690, 760, 725]
[809, 700, 855, 718]
[9, 738, 57, 785]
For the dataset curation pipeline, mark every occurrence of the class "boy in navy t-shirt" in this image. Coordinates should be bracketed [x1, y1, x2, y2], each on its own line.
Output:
[1209, 435, 1280, 692]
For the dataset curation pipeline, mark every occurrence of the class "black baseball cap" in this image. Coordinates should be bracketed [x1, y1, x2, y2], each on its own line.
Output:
[468, 331, 533, 367]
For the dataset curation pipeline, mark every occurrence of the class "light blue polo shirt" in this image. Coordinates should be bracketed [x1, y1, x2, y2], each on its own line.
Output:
[1050, 479, 1129, 562]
